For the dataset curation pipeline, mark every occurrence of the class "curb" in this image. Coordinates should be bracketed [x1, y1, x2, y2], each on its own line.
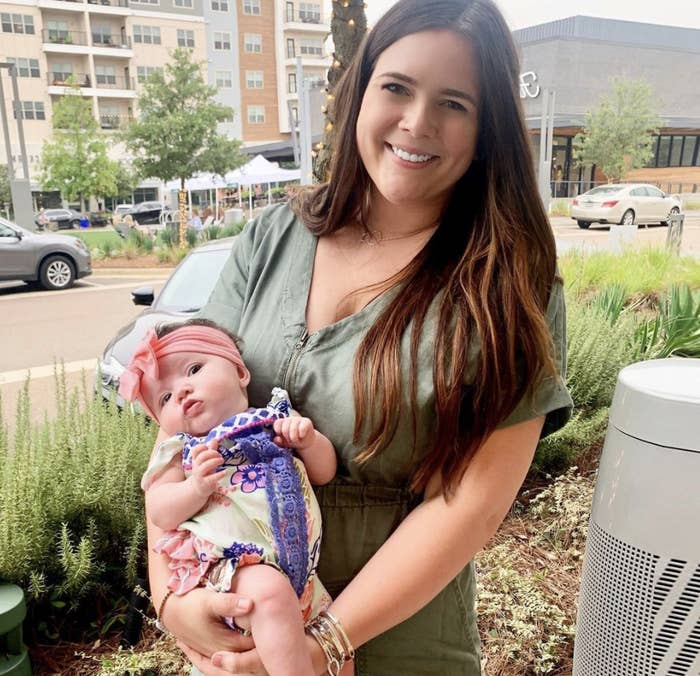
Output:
[91, 267, 174, 276]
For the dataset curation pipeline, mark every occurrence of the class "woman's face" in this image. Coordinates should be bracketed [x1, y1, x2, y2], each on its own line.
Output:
[356, 29, 480, 214]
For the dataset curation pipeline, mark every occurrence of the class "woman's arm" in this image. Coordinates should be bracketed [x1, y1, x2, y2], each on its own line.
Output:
[328, 415, 544, 648]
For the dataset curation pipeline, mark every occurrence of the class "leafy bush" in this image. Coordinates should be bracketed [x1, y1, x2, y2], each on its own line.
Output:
[127, 228, 155, 254]
[0, 370, 156, 625]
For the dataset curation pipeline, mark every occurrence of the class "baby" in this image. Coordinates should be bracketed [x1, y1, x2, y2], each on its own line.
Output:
[119, 318, 336, 676]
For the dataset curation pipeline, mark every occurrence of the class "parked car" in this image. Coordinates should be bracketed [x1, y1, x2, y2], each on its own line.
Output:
[113, 203, 134, 218]
[124, 201, 169, 225]
[88, 211, 110, 227]
[0, 216, 92, 290]
[571, 184, 681, 229]
[35, 207, 85, 231]
[98, 237, 235, 403]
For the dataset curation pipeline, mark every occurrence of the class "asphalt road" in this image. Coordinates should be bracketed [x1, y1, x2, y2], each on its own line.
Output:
[0, 271, 168, 435]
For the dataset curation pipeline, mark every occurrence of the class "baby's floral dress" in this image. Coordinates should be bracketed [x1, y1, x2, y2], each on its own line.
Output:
[141, 388, 330, 622]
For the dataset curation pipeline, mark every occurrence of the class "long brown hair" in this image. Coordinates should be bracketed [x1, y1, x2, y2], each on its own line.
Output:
[293, 0, 558, 496]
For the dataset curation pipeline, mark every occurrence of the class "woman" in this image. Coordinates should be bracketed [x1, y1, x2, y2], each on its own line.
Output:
[148, 0, 573, 673]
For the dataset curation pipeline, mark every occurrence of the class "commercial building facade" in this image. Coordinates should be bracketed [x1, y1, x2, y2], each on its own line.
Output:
[514, 16, 700, 196]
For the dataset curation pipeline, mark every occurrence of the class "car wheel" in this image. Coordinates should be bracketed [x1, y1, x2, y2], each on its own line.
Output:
[663, 207, 680, 227]
[621, 209, 635, 226]
[577, 220, 591, 229]
[70, 219, 81, 229]
[39, 255, 76, 290]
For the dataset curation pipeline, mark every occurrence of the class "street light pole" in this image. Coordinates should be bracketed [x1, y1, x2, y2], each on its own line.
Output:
[0, 62, 35, 229]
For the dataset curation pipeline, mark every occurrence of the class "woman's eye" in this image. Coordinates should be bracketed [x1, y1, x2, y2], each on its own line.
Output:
[188, 363, 202, 376]
[382, 82, 409, 96]
[443, 99, 467, 113]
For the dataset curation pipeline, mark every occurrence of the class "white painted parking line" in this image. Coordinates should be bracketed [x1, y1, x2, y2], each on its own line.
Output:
[0, 280, 163, 301]
[0, 359, 98, 385]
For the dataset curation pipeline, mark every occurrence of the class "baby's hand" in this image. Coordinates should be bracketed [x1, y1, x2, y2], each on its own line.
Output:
[273, 416, 317, 450]
[189, 440, 222, 498]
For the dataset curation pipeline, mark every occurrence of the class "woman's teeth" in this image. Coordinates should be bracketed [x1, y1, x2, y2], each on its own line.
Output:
[391, 145, 434, 163]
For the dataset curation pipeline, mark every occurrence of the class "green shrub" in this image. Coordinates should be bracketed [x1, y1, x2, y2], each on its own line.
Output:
[127, 228, 154, 253]
[220, 220, 246, 238]
[0, 369, 156, 622]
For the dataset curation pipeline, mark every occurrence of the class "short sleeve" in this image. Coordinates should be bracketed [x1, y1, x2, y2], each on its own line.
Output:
[197, 217, 257, 334]
[497, 279, 573, 437]
[141, 434, 185, 491]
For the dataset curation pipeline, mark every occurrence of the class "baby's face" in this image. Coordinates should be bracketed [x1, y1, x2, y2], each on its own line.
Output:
[140, 351, 250, 436]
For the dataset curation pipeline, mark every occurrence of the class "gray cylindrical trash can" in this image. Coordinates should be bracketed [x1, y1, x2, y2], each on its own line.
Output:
[573, 358, 700, 676]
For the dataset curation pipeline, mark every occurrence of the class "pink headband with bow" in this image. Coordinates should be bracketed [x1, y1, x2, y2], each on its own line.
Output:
[118, 325, 247, 420]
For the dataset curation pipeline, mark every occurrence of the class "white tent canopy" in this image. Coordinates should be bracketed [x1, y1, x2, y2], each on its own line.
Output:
[165, 155, 301, 216]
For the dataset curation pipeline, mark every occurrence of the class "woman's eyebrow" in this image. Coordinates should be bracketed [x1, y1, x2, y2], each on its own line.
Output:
[377, 71, 478, 107]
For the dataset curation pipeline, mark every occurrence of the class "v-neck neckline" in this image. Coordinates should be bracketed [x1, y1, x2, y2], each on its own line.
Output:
[281, 221, 401, 347]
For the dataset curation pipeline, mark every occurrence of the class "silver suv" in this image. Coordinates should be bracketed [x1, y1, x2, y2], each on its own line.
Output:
[0, 217, 92, 290]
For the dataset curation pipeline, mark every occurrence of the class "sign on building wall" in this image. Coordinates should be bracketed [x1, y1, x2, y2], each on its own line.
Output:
[519, 71, 541, 99]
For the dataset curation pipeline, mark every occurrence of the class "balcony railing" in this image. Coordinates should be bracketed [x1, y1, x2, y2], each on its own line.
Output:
[88, 0, 129, 7]
[99, 113, 131, 129]
[94, 74, 134, 89]
[42, 29, 89, 46]
[92, 34, 132, 48]
[284, 9, 324, 24]
[47, 72, 90, 86]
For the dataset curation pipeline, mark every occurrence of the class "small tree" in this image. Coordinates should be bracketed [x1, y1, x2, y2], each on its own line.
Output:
[312, 0, 367, 183]
[39, 85, 119, 211]
[573, 78, 662, 182]
[123, 48, 246, 245]
[0, 165, 10, 215]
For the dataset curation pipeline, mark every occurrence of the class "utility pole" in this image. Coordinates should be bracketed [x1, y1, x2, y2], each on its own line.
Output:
[0, 62, 34, 229]
[537, 88, 555, 211]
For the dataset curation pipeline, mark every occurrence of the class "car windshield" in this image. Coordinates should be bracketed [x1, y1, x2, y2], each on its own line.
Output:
[0, 216, 27, 234]
[585, 186, 624, 196]
[154, 247, 231, 312]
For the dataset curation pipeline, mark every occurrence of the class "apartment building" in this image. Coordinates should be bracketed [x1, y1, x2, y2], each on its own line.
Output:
[0, 0, 328, 189]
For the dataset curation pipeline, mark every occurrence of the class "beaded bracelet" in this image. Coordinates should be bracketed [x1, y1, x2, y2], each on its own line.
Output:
[155, 589, 174, 633]
[305, 610, 355, 675]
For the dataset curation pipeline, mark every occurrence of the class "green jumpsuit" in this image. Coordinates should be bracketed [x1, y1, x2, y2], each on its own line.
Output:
[199, 204, 573, 675]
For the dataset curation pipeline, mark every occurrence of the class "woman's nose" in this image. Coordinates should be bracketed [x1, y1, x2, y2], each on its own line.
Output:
[399, 99, 437, 138]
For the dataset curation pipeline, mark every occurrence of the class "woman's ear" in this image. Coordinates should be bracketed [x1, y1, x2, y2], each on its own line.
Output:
[237, 364, 251, 388]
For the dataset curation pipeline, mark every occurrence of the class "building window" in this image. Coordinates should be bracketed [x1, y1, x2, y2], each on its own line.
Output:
[133, 25, 161, 45]
[245, 70, 263, 89]
[92, 24, 113, 45]
[681, 136, 698, 167]
[50, 63, 73, 83]
[174, 0, 193, 7]
[7, 57, 40, 78]
[211, 0, 229, 9]
[131, 0, 159, 5]
[285, 1, 293, 21]
[299, 38, 323, 56]
[95, 65, 117, 85]
[243, 0, 260, 15]
[213, 31, 231, 50]
[46, 20, 70, 42]
[215, 70, 232, 88]
[15, 101, 46, 121]
[247, 105, 265, 124]
[177, 29, 195, 48]
[299, 2, 321, 22]
[1, 13, 35, 35]
[137, 65, 162, 83]
[291, 106, 298, 124]
[657, 136, 672, 168]
[244, 33, 262, 53]
[286, 38, 295, 58]
[287, 72, 297, 94]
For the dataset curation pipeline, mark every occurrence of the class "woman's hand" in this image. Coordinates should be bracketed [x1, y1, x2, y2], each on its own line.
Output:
[161, 587, 256, 656]
[178, 641, 267, 676]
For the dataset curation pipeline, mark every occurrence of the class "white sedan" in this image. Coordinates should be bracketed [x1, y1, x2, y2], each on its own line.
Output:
[571, 184, 681, 229]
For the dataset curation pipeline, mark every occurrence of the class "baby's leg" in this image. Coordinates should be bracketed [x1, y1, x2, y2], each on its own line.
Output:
[231, 564, 313, 676]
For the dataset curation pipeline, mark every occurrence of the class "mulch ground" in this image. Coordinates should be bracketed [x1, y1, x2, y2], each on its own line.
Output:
[92, 255, 174, 270]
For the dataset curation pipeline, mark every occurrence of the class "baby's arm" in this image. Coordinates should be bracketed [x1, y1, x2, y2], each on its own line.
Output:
[273, 417, 337, 485]
[146, 440, 223, 530]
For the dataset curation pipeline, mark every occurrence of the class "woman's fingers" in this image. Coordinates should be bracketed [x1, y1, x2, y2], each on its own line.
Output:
[178, 643, 267, 676]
